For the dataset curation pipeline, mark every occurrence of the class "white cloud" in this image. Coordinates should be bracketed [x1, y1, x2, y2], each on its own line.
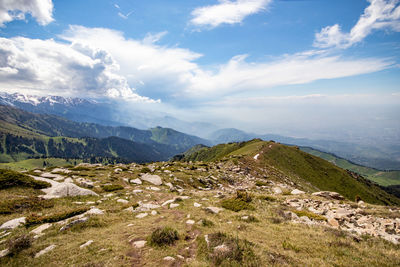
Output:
[58, 26, 392, 101]
[314, 0, 400, 48]
[0, 0, 54, 27]
[190, 0, 272, 29]
[0, 36, 159, 103]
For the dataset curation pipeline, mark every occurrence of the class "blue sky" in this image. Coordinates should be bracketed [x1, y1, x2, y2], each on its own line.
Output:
[0, 0, 399, 142]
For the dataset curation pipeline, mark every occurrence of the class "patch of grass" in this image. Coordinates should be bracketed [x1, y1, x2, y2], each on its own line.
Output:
[282, 240, 301, 253]
[292, 209, 327, 221]
[140, 167, 151, 173]
[205, 232, 260, 266]
[149, 227, 179, 247]
[239, 215, 259, 223]
[7, 234, 33, 255]
[0, 169, 51, 189]
[221, 198, 255, 212]
[201, 218, 214, 227]
[72, 166, 91, 171]
[258, 194, 277, 202]
[25, 207, 89, 226]
[101, 184, 124, 192]
[255, 180, 269, 187]
[0, 197, 54, 214]
[68, 216, 106, 232]
[236, 190, 253, 202]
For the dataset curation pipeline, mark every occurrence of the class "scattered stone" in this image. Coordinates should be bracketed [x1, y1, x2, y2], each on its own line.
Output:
[328, 218, 339, 228]
[163, 256, 175, 262]
[253, 153, 260, 160]
[133, 189, 143, 194]
[194, 202, 202, 207]
[136, 213, 148, 219]
[80, 240, 94, 249]
[85, 208, 104, 215]
[0, 249, 9, 258]
[291, 189, 305, 195]
[0, 217, 26, 230]
[114, 168, 123, 173]
[117, 199, 129, 204]
[133, 240, 147, 248]
[161, 199, 175, 206]
[205, 207, 222, 214]
[170, 203, 180, 208]
[186, 220, 195, 225]
[60, 217, 88, 232]
[141, 173, 162, 185]
[35, 244, 56, 258]
[31, 223, 52, 237]
[40, 181, 98, 199]
[147, 186, 161, 191]
[272, 187, 282, 194]
[130, 178, 142, 185]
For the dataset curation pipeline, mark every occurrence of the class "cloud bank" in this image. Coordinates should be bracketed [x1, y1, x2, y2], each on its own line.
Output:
[314, 0, 400, 48]
[0, 0, 54, 27]
[191, 0, 272, 29]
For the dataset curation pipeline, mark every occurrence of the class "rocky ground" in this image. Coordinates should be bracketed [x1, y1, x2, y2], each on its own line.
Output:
[0, 160, 399, 266]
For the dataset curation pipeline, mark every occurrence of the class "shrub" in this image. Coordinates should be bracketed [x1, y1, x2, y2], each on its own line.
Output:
[258, 195, 277, 202]
[140, 167, 151, 173]
[239, 215, 259, 223]
[0, 169, 51, 189]
[205, 232, 260, 266]
[236, 190, 252, 203]
[0, 197, 54, 214]
[26, 207, 89, 226]
[292, 209, 327, 221]
[8, 234, 33, 255]
[149, 227, 179, 247]
[282, 240, 300, 253]
[221, 198, 255, 212]
[101, 184, 124, 192]
[355, 195, 362, 202]
[255, 180, 269, 187]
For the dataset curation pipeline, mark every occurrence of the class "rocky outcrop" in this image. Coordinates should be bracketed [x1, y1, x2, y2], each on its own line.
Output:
[140, 174, 162, 185]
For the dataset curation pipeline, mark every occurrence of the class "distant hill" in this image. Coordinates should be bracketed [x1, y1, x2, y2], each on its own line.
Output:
[208, 128, 400, 170]
[0, 105, 210, 163]
[175, 139, 400, 206]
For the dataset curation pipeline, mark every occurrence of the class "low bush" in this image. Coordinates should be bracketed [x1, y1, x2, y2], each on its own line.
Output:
[26, 207, 89, 226]
[239, 215, 259, 223]
[0, 169, 51, 189]
[258, 195, 277, 202]
[201, 218, 214, 227]
[0, 197, 54, 214]
[292, 209, 327, 221]
[205, 232, 259, 266]
[140, 167, 151, 173]
[255, 180, 269, 187]
[149, 227, 179, 247]
[7, 234, 33, 255]
[101, 184, 124, 192]
[236, 190, 252, 203]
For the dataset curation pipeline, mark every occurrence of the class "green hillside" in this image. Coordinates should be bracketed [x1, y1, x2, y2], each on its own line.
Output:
[300, 147, 400, 186]
[176, 139, 400, 206]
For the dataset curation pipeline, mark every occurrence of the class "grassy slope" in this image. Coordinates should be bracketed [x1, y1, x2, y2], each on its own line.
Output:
[180, 140, 400, 206]
[0, 158, 82, 171]
[301, 147, 400, 186]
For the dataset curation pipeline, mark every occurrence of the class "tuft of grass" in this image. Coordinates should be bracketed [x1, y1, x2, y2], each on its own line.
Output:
[149, 227, 179, 247]
[26, 207, 89, 226]
[282, 240, 301, 253]
[201, 218, 214, 227]
[140, 167, 151, 173]
[236, 190, 252, 203]
[255, 180, 269, 187]
[204, 232, 260, 266]
[101, 184, 124, 192]
[221, 198, 255, 212]
[258, 194, 277, 202]
[292, 209, 327, 221]
[0, 197, 54, 214]
[7, 234, 33, 255]
[0, 169, 51, 189]
[239, 215, 259, 223]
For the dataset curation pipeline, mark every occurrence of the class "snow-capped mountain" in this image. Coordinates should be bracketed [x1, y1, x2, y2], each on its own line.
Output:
[0, 92, 218, 137]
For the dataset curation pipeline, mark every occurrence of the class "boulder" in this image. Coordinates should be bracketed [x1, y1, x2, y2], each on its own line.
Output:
[130, 178, 142, 185]
[328, 218, 339, 228]
[141, 174, 162, 185]
[31, 223, 52, 237]
[205, 207, 222, 214]
[194, 202, 202, 207]
[272, 187, 282, 194]
[291, 189, 305, 195]
[0, 249, 9, 258]
[133, 240, 147, 248]
[60, 217, 88, 231]
[0, 217, 26, 230]
[41, 182, 98, 199]
[35, 244, 56, 258]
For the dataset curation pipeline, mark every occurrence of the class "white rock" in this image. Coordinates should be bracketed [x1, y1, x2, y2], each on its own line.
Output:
[0, 217, 26, 230]
[141, 203, 160, 210]
[35, 245, 56, 258]
[291, 189, 305, 195]
[272, 187, 282, 194]
[205, 207, 222, 214]
[253, 153, 260, 160]
[170, 203, 180, 208]
[133, 240, 147, 248]
[0, 249, 9, 258]
[141, 173, 162, 185]
[130, 178, 142, 185]
[136, 213, 148, 219]
[151, 210, 157, 216]
[194, 202, 202, 207]
[186, 220, 195, 225]
[161, 199, 175, 206]
[147, 186, 161, 191]
[85, 208, 104, 215]
[40, 181, 98, 199]
[117, 199, 129, 204]
[163, 256, 175, 261]
[133, 189, 143, 194]
[31, 223, 52, 236]
[80, 240, 94, 249]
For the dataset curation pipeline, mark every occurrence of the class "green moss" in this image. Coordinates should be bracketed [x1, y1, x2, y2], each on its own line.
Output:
[0, 169, 51, 189]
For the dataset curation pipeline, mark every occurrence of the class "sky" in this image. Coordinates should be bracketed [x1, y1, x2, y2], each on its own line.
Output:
[0, 0, 399, 143]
